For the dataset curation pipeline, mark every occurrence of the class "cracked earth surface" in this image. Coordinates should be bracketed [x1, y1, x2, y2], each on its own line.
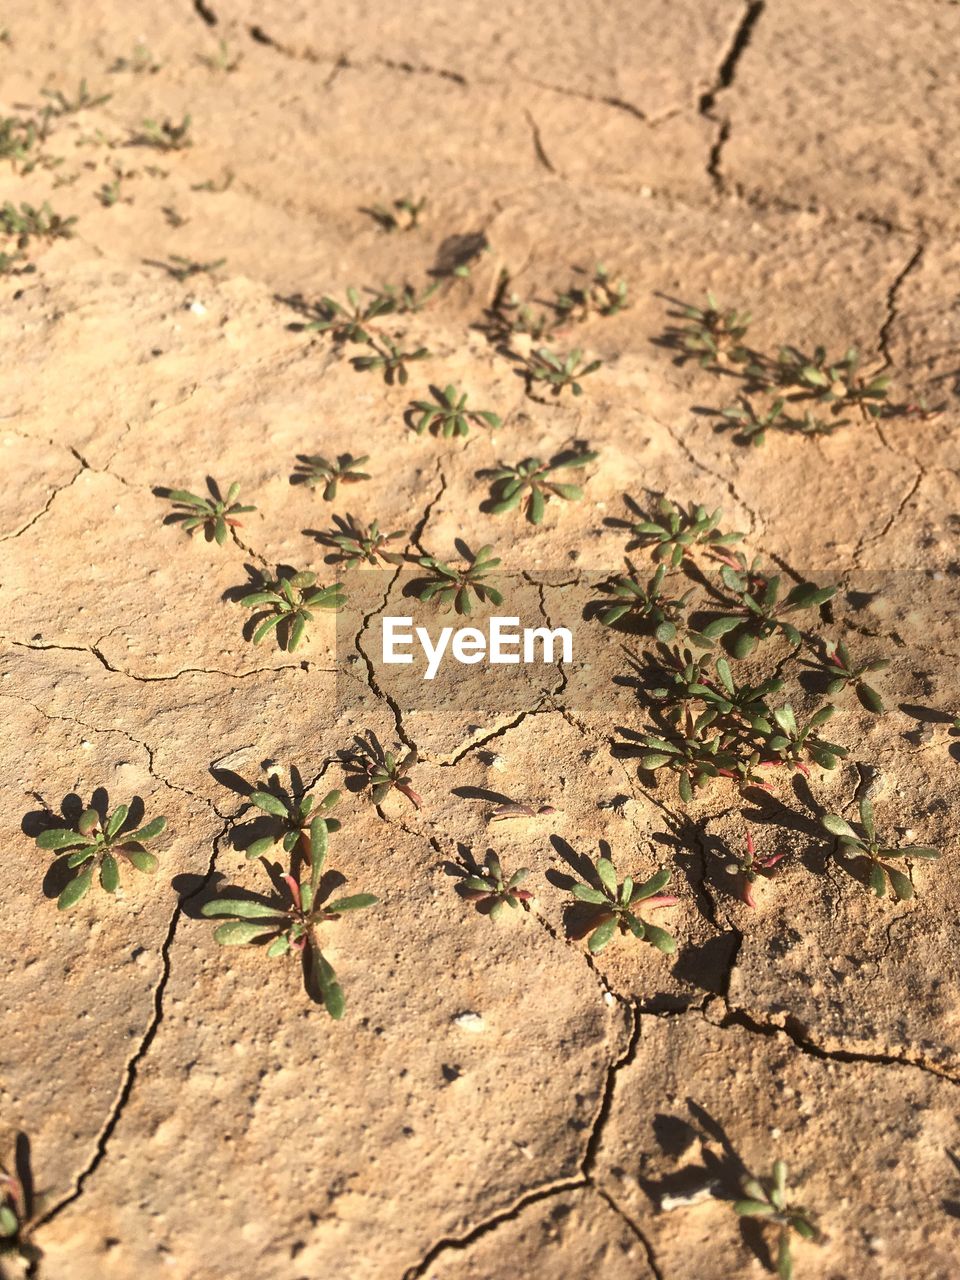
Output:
[1, 3, 959, 1279]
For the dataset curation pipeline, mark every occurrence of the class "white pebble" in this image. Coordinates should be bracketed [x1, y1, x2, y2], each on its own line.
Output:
[453, 1012, 485, 1032]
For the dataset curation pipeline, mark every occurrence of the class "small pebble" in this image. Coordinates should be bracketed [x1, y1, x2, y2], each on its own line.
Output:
[453, 1012, 485, 1033]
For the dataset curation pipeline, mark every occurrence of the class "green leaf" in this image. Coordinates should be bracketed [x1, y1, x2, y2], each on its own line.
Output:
[100, 853, 120, 894]
[249, 791, 289, 817]
[856, 682, 885, 714]
[632, 868, 670, 900]
[529, 487, 545, 524]
[37, 827, 90, 850]
[106, 804, 128, 838]
[821, 813, 856, 839]
[859, 796, 875, 841]
[777, 1234, 793, 1280]
[572, 883, 607, 904]
[901, 847, 940, 859]
[245, 835, 275, 860]
[212, 920, 277, 945]
[266, 935, 290, 958]
[734, 1199, 775, 1217]
[885, 865, 913, 901]
[324, 893, 378, 913]
[128, 815, 166, 842]
[124, 849, 158, 873]
[309, 816, 328, 895]
[595, 857, 617, 897]
[58, 866, 94, 910]
[868, 861, 887, 897]
[202, 898, 283, 919]
[587, 917, 617, 953]
[643, 923, 676, 954]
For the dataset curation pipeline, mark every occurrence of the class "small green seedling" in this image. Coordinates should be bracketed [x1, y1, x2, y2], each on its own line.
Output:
[323, 516, 406, 567]
[243, 774, 341, 862]
[367, 195, 426, 232]
[96, 177, 122, 206]
[554, 264, 629, 322]
[725, 827, 785, 908]
[0, 116, 39, 168]
[677, 293, 752, 368]
[1, 200, 76, 246]
[0, 1155, 26, 1256]
[352, 337, 430, 385]
[109, 43, 162, 74]
[527, 346, 602, 396]
[821, 637, 889, 714]
[165, 480, 255, 545]
[410, 384, 501, 438]
[155, 254, 225, 281]
[417, 545, 503, 614]
[569, 856, 677, 954]
[637, 708, 737, 804]
[133, 115, 192, 150]
[240, 569, 346, 650]
[821, 797, 940, 900]
[460, 852, 533, 920]
[629, 497, 744, 566]
[303, 287, 393, 343]
[292, 453, 370, 500]
[735, 1158, 819, 1280]
[597, 562, 693, 638]
[198, 38, 241, 72]
[41, 78, 112, 115]
[342, 736, 422, 809]
[368, 279, 440, 315]
[759, 703, 847, 775]
[720, 397, 787, 447]
[774, 345, 890, 422]
[691, 659, 783, 733]
[36, 803, 166, 909]
[202, 831, 375, 1018]
[487, 451, 597, 522]
[707, 553, 836, 656]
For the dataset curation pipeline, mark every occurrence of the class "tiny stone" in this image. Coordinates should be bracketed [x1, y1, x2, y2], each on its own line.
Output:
[453, 1012, 485, 1033]
[188, 300, 207, 316]
[603, 991, 616, 1006]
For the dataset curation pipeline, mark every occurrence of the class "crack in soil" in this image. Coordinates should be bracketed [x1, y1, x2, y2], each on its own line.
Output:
[698, 0, 767, 193]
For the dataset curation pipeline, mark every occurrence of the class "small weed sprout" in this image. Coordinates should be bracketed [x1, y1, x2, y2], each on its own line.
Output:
[322, 516, 406, 568]
[0, 1145, 33, 1264]
[165, 480, 255, 545]
[367, 195, 426, 232]
[763, 703, 847, 774]
[410, 384, 501, 438]
[198, 39, 242, 72]
[725, 827, 785, 907]
[484, 270, 554, 343]
[569, 856, 677, 954]
[629, 498, 744, 566]
[822, 797, 940, 900]
[351, 338, 431, 386]
[596, 562, 693, 639]
[735, 1158, 819, 1280]
[303, 287, 393, 343]
[133, 115, 192, 150]
[202, 823, 375, 1019]
[36, 803, 166, 909]
[292, 453, 370, 500]
[155, 254, 226, 281]
[417, 545, 503, 615]
[487, 450, 597, 523]
[527, 346, 602, 396]
[369, 280, 440, 315]
[240, 569, 346, 650]
[772, 345, 890, 422]
[678, 293, 752, 368]
[341, 735, 422, 809]
[720, 397, 787, 447]
[554, 264, 629, 322]
[707, 553, 836, 656]
[243, 774, 341, 862]
[1, 200, 77, 246]
[460, 852, 533, 920]
[109, 43, 162, 74]
[0, 116, 40, 168]
[820, 637, 889, 714]
[41, 78, 111, 115]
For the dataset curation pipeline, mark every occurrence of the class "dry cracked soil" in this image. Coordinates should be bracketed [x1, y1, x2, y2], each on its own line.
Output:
[1, 3, 959, 1280]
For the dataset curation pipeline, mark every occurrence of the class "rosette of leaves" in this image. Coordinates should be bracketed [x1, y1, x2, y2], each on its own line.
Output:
[707, 555, 836, 657]
[341, 736, 422, 810]
[323, 515, 406, 568]
[597, 562, 693, 640]
[410, 383, 501, 437]
[368, 280, 440, 315]
[554, 264, 629, 322]
[644, 644, 714, 717]
[725, 827, 785, 908]
[720, 396, 787, 447]
[761, 703, 847, 774]
[351, 337, 430, 385]
[526, 346, 601, 396]
[691, 657, 783, 734]
[165, 480, 255, 545]
[734, 1158, 819, 1280]
[628, 498, 744, 567]
[821, 637, 888, 714]
[243, 776, 341, 862]
[302, 286, 393, 343]
[36, 803, 166, 909]
[775, 344, 890, 421]
[677, 292, 751, 368]
[460, 852, 533, 920]
[240, 569, 346, 650]
[416, 545, 503, 614]
[292, 452, 370, 500]
[821, 797, 940, 900]
[201, 826, 376, 1018]
[569, 857, 677, 954]
[487, 450, 597, 523]
[636, 708, 737, 803]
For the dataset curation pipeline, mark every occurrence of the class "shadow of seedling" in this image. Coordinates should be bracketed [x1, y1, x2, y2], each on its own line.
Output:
[429, 231, 489, 280]
[338, 732, 422, 810]
[1, 1131, 41, 1273]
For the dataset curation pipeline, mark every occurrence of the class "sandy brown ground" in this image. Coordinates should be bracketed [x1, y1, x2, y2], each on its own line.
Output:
[1, 3, 959, 1278]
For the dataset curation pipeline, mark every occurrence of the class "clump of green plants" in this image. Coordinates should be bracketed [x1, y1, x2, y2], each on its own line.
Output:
[321, 516, 406, 567]
[460, 852, 533, 919]
[629, 497, 744, 566]
[770, 345, 891, 423]
[596, 562, 693, 638]
[352, 337, 430, 386]
[36, 802, 166, 909]
[526, 346, 602, 396]
[486, 450, 597, 523]
[568, 855, 677, 953]
[409, 383, 501, 437]
[41, 78, 111, 115]
[366, 194, 426, 232]
[763, 703, 847, 774]
[416, 545, 503, 614]
[341, 735, 422, 809]
[202, 823, 375, 1019]
[818, 637, 888, 714]
[302, 287, 394, 343]
[368, 279, 440, 315]
[821, 797, 940, 900]
[242, 771, 341, 862]
[675, 293, 752, 368]
[292, 452, 370, 500]
[132, 114, 192, 150]
[637, 709, 736, 803]
[554, 264, 629, 322]
[165, 480, 255, 545]
[704, 552, 836, 657]
[1, 200, 76, 247]
[240, 569, 346, 650]
[0, 115, 41, 168]
[724, 827, 785, 907]
[734, 1157, 820, 1279]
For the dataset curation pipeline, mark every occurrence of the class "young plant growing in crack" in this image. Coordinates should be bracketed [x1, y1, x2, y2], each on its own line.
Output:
[41, 78, 112, 115]
[735, 1157, 820, 1280]
[132, 114, 192, 150]
[724, 827, 786, 908]
[409, 383, 501, 438]
[164, 480, 255, 545]
[351, 337, 430, 386]
[554, 264, 629, 322]
[526, 346, 601, 396]
[486, 450, 597, 523]
[596, 562, 693, 639]
[36, 802, 166, 909]
[292, 452, 370, 500]
[368, 280, 440, 315]
[243, 770, 341, 862]
[321, 515, 406, 568]
[821, 797, 940, 900]
[635, 708, 737, 804]
[302, 287, 393, 343]
[459, 851, 533, 920]
[628, 498, 744, 566]
[568, 857, 677, 954]
[675, 293, 752, 369]
[201, 827, 376, 1018]
[706, 553, 836, 657]
[416, 545, 503, 614]
[818, 637, 889, 714]
[340, 735, 422, 810]
[240, 569, 346, 651]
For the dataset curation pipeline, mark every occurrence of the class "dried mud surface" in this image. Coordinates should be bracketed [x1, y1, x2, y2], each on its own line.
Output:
[1, 4, 959, 1280]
